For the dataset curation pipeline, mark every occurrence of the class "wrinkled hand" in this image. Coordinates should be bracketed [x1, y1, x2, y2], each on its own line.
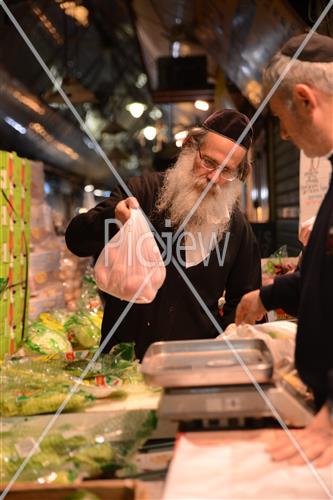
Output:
[235, 290, 266, 325]
[266, 405, 333, 467]
[115, 197, 139, 225]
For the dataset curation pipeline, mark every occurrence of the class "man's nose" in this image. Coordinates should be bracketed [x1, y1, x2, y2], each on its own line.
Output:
[207, 170, 221, 184]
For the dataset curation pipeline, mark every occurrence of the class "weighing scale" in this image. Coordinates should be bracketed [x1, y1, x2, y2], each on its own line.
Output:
[141, 339, 313, 429]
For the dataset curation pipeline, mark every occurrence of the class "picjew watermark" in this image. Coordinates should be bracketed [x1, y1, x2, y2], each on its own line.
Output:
[104, 218, 231, 268]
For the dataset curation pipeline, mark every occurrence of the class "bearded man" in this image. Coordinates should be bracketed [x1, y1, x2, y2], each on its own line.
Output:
[66, 109, 261, 359]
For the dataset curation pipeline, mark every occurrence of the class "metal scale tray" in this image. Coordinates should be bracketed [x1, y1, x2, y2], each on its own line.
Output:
[141, 338, 273, 387]
[141, 339, 313, 427]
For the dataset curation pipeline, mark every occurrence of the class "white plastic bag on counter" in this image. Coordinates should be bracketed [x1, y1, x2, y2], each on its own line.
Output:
[94, 208, 166, 303]
[216, 321, 297, 377]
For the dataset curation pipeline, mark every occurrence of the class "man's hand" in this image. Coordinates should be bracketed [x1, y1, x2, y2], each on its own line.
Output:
[115, 197, 139, 225]
[298, 216, 315, 246]
[235, 290, 266, 325]
[266, 405, 333, 467]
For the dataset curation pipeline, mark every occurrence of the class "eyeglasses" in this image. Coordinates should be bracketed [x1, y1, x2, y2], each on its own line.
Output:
[197, 145, 240, 182]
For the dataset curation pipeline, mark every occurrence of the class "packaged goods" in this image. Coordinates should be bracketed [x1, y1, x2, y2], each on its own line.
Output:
[0, 410, 156, 484]
[30, 202, 55, 246]
[29, 249, 61, 294]
[64, 310, 101, 349]
[0, 151, 31, 357]
[94, 209, 166, 303]
[29, 286, 66, 319]
[1, 390, 93, 417]
[25, 322, 73, 354]
[1, 343, 141, 417]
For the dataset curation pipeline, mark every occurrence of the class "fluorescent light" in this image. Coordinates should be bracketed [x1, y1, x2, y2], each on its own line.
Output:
[126, 102, 146, 118]
[143, 126, 157, 141]
[84, 184, 94, 193]
[4, 116, 26, 135]
[194, 100, 209, 111]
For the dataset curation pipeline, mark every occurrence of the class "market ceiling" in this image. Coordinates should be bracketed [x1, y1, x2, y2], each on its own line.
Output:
[0, 0, 313, 188]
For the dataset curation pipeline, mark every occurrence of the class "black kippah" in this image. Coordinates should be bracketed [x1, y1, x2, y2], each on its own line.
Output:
[202, 109, 253, 149]
[281, 32, 333, 62]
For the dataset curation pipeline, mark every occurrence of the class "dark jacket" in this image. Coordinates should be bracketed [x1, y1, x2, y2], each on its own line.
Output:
[260, 156, 333, 409]
[66, 172, 261, 359]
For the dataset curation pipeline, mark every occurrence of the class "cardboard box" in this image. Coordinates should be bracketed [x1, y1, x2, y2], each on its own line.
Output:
[0, 151, 31, 357]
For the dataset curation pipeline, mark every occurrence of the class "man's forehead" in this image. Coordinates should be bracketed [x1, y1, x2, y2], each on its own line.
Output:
[203, 130, 246, 153]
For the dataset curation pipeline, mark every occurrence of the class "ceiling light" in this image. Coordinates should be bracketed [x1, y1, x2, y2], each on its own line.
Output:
[149, 107, 162, 120]
[59, 2, 89, 27]
[194, 100, 209, 111]
[32, 6, 63, 45]
[174, 130, 188, 141]
[175, 139, 183, 148]
[93, 189, 104, 197]
[4, 117, 26, 135]
[135, 73, 147, 88]
[126, 102, 146, 118]
[84, 184, 94, 193]
[143, 126, 157, 141]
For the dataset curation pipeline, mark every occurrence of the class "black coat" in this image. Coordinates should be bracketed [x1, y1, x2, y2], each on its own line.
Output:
[66, 172, 261, 359]
[260, 156, 333, 409]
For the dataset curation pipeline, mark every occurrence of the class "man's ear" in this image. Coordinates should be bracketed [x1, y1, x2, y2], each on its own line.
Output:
[293, 84, 317, 114]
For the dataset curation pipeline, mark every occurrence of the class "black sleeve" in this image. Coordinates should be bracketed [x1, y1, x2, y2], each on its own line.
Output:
[259, 270, 301, 316]
[65, 183, 127, 258]
[65, 173, 162, 259]
[220, 215, 262, 329]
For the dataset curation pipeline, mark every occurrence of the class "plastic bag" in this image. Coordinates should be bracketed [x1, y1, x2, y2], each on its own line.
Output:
[94, 208, 166, 303]
[216, 321, 296, 377]
[25, 322, 73, 355]
[1, 410, 156, 484]
[64, 310, 101, 348]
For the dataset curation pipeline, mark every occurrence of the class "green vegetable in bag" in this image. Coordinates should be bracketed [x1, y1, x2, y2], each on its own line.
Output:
[25, 322, 72, 354]
[1, 390, 94, 417]
[65, 311, 101, 348]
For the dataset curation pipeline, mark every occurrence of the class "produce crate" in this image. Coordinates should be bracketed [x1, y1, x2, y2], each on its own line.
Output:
[1, 479, 148, 500]
[0, 151, 31, 357]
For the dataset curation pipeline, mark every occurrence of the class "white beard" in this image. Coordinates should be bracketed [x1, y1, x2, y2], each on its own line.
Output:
[156, 149, 242, 238]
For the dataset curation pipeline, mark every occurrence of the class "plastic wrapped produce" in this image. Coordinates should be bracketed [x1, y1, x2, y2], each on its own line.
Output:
[79, 274, 102, 311]
[64, 310, 101, 349]
[1, 389, 93, 417]
[94, 209, 166, 303]
[25, 322, 72, 354]
[0, 410, 156, 484]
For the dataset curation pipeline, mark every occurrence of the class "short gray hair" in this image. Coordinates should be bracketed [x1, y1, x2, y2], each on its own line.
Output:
[263, 52, 333, 99]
